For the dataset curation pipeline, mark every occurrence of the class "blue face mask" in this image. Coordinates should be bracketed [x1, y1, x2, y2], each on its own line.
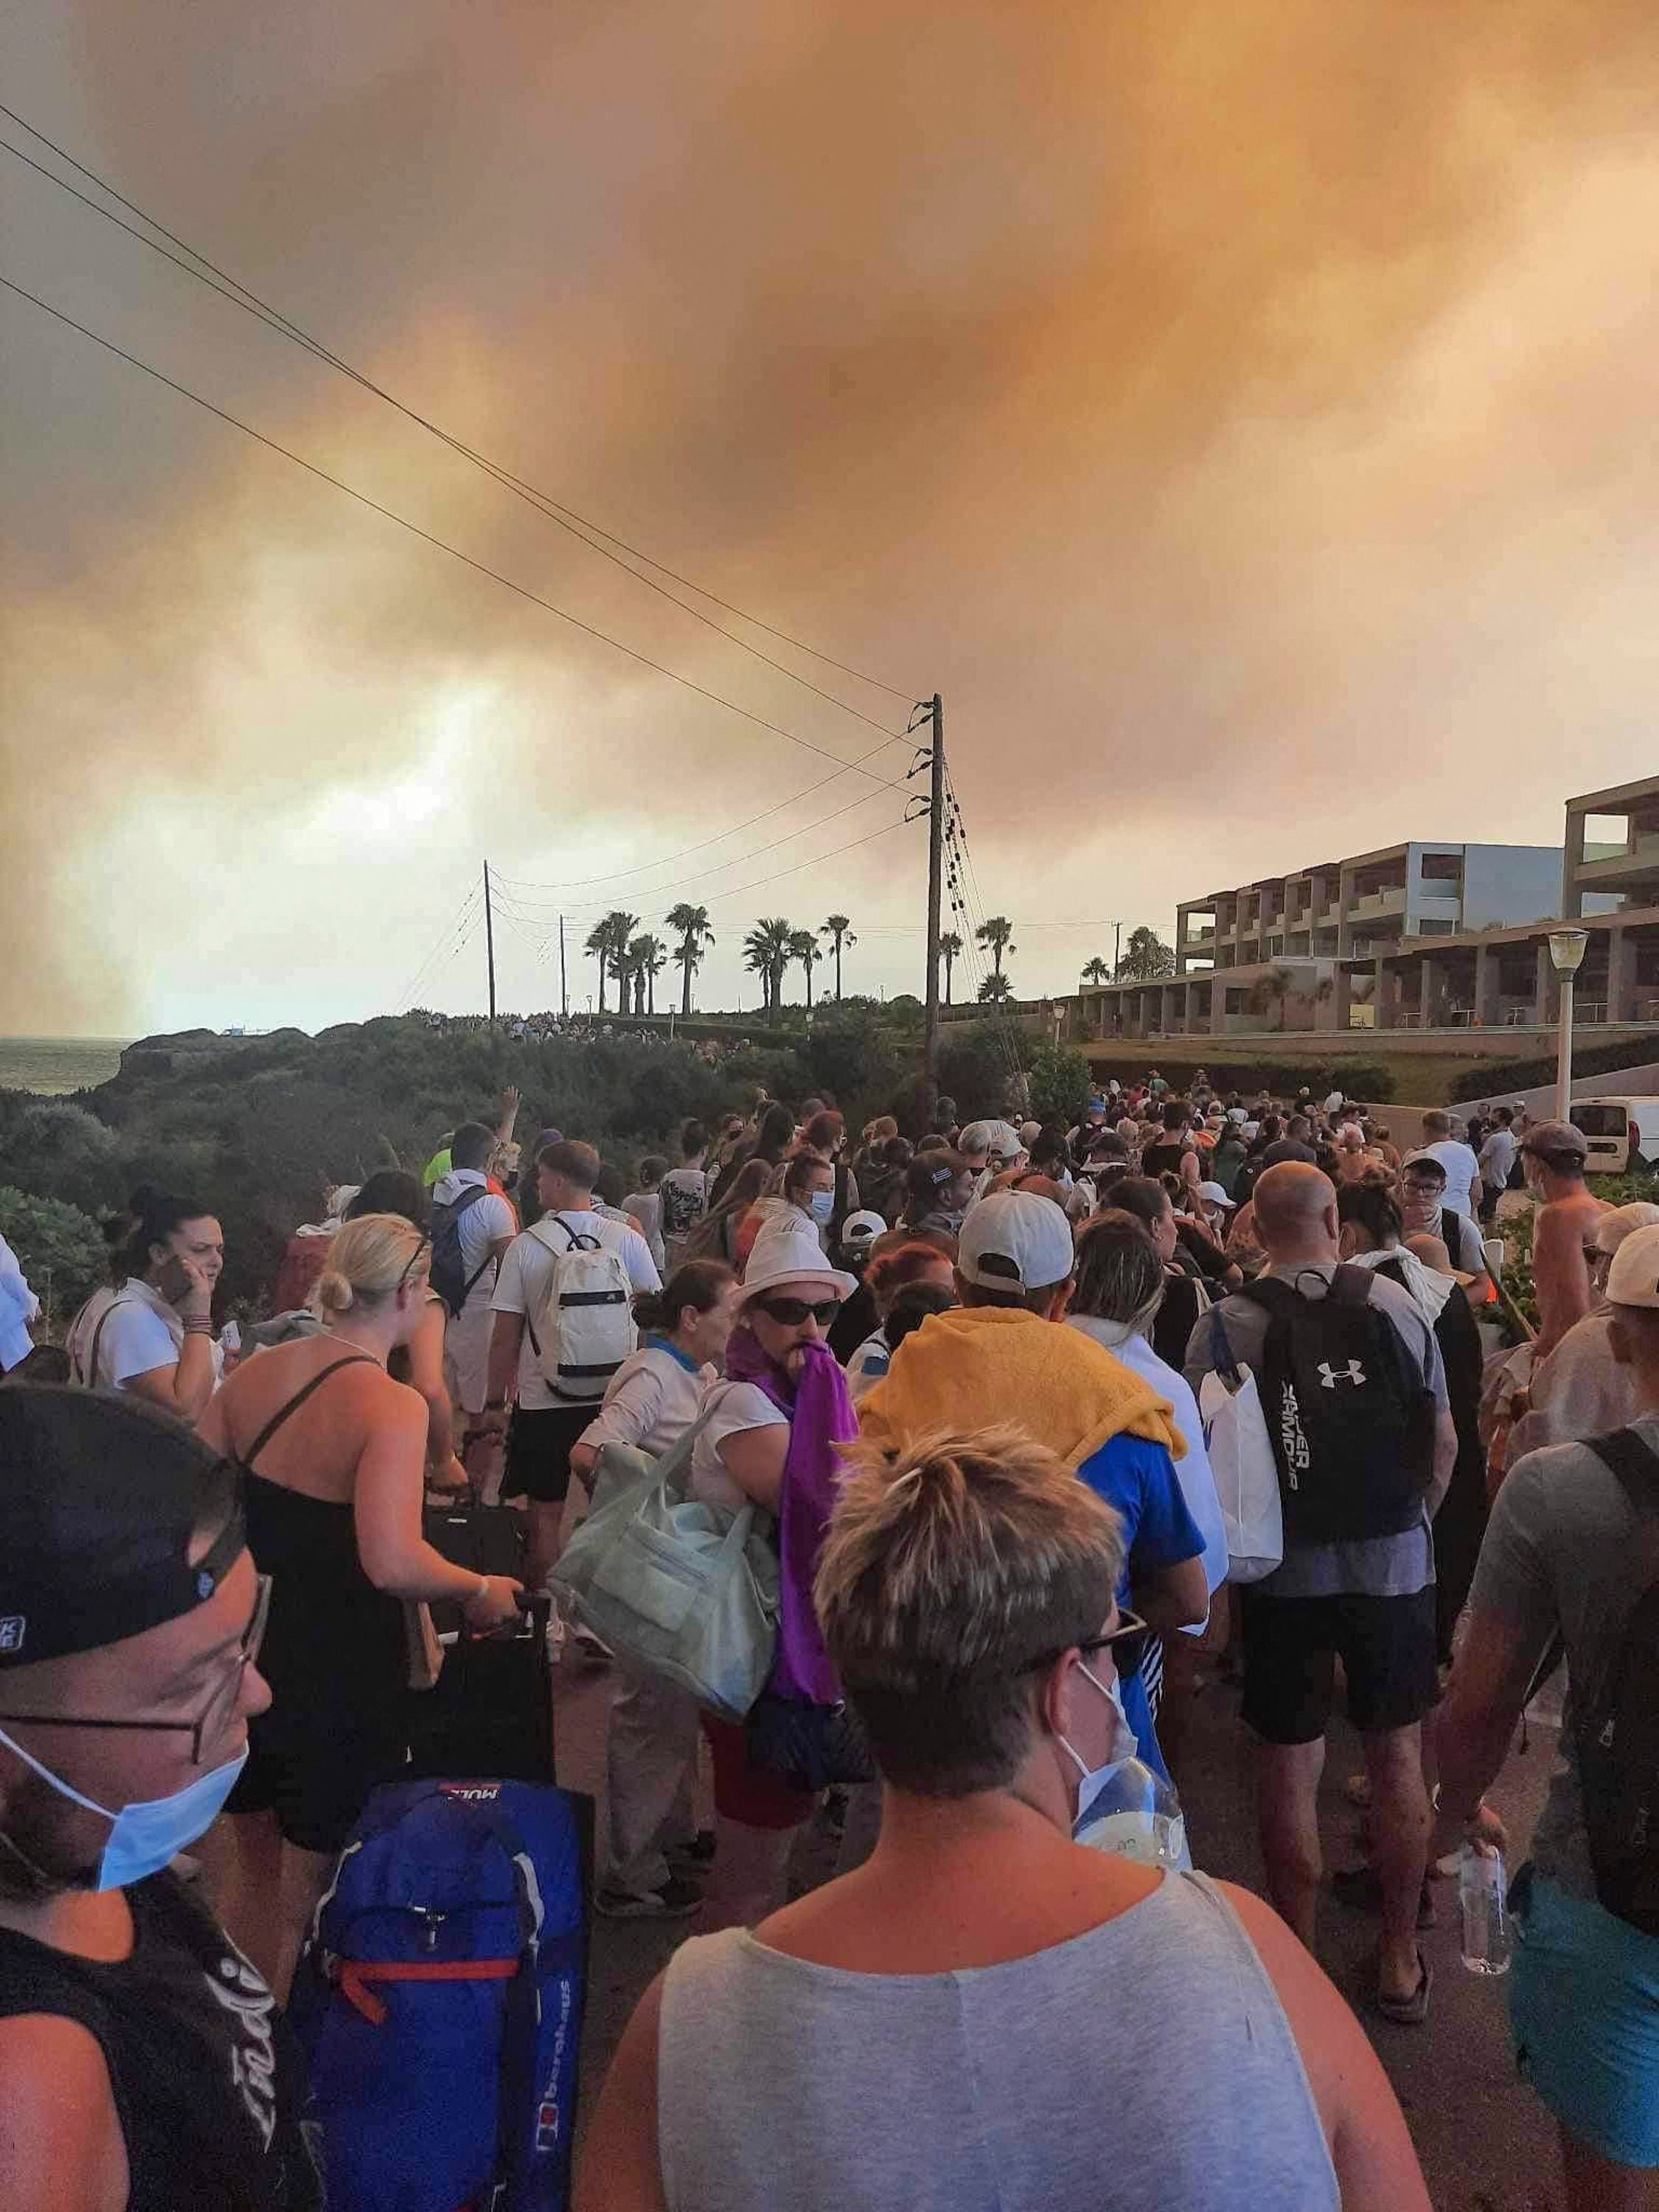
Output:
[807, 1188, 836, 1225]
[0, 1722, 248, 1891]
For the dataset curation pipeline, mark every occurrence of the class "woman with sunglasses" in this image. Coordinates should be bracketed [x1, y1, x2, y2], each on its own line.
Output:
[682, 1223, 859, 1932]
[580, 1427, 1428, 2212]
[195, 1214, 524, 1999]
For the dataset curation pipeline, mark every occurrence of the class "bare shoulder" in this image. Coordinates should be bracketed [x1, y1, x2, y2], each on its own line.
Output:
[575, 1970, 667, 2212]
[0, 2013, 128, 2212]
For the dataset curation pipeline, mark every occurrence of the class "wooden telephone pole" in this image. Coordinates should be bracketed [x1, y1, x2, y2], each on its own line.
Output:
[923, 692, 946, 1092]
[483, 860, 497, 1027]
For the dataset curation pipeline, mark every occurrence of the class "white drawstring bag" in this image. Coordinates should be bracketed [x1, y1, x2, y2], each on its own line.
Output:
[1197, 1310, 1283, 1583]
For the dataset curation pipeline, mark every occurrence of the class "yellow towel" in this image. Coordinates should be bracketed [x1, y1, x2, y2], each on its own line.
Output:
[858, 1306, 1184, 1469]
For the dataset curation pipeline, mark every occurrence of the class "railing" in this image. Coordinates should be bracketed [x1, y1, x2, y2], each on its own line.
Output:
[1577, 1000, 1609, 1026]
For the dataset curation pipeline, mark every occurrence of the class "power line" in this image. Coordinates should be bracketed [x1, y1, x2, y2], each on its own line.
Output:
[0, 272, 913, 790]
[392, 879, 484, 1009]
[487, 733, 904, 896]
[0, 103, 915, 715]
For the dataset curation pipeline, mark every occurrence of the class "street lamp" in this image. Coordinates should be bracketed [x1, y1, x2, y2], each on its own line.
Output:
[1548, 927, 1590, 1120]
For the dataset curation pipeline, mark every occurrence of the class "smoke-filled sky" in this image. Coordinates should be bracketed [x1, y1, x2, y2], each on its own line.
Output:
[5, 2, 1659, 1037]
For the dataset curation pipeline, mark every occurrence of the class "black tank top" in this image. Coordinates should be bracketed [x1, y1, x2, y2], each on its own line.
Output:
[0, 1872, 321, 2209]
[238, 1354, 406, 1733]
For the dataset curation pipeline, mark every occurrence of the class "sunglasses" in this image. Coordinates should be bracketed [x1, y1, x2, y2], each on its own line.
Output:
[0, 1573, 271, 1768]
[751, 1295, 842, 1328]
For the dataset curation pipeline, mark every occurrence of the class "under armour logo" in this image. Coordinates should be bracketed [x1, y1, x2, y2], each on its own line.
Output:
[1317, 1360, 1366, 1388]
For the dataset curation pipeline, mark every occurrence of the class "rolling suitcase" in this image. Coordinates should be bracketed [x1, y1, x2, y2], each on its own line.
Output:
[410, 1501, 556, 1783]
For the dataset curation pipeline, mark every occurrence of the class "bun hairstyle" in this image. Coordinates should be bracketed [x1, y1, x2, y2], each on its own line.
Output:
[313, 1212, 428, 1318]
[868, 1240, 956, 1310]
[122, 1188, 212, 1279]
[633, 1259, 736, 1336]
[346, 1170, 428, 1228]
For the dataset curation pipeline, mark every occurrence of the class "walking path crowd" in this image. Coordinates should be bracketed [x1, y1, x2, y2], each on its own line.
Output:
[4, 1065, 1659, 2207]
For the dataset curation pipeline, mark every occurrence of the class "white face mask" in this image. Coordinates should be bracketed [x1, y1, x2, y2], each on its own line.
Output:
[807, 1188, 836, 1225]
[1055, 1660, 1140, 1826]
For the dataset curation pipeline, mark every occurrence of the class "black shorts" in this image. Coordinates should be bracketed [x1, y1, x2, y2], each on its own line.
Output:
[1239, 1586, 1439, 1746]
[498, 1403, 591, 1504]
[227, 1704, 406, 1854]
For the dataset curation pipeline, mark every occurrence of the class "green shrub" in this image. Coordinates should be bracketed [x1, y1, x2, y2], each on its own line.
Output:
[1026, 1042, 1093, 1127]
[1449, 1032, 1659, 1103]
[0, 1186, 108, 1325]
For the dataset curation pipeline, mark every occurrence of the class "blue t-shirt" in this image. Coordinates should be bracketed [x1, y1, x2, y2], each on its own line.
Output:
[1076, 1430, 1206, 1781]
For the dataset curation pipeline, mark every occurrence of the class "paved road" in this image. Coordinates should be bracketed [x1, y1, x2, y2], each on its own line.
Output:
[555, 1652, 1565, 2211]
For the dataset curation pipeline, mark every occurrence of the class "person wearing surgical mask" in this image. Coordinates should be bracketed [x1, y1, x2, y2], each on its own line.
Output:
[580, 1426, 1430, 2212]
[0, 1386, 322, 2209]
[737, 1151, 839, 1266]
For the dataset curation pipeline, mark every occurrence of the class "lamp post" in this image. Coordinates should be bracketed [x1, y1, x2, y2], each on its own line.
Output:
[1548, 927, 1590, 1121]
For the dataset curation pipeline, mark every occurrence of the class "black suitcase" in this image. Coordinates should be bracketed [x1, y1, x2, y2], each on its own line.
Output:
[408, 1502, 556, 1783]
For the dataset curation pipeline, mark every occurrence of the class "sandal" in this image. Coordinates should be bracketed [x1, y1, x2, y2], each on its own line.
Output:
[1374, 1948, 1432, 2026]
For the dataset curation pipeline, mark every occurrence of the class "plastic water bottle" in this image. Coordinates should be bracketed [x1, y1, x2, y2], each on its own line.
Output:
[1074, 1759, 1191, 1869]
[1459, 1843, 1512, 1975]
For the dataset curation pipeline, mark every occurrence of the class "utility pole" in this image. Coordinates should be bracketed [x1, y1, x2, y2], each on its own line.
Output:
[923, 692, 946, 1093]
[483, 860, 497, 1027]
[559, 914, 568, 1016]
[1112, 919, 1124, 978]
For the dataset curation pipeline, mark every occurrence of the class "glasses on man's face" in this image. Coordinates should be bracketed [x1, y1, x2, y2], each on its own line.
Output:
[1026, 1609, 1151, 1683]
[751, 1295, 842, 1329]
[0, 1574, 271, 1769]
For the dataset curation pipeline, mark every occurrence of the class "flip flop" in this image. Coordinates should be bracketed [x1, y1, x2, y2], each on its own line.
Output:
[1374, 1948, 1432, 2026]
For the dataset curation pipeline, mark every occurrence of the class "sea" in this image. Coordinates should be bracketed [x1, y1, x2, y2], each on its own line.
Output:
[0, 1037, 131, 1096]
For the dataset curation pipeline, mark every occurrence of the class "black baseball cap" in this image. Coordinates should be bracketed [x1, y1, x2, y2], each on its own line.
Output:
[0, 1387, 245, 1672]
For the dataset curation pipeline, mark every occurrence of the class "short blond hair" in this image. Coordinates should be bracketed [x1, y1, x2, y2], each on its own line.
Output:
[815, 1427, 1123, 1797]
[314, 1213, 428, 1318]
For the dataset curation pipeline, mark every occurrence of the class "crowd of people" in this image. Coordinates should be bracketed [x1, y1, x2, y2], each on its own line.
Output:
[3, 1065, 1659, 2208]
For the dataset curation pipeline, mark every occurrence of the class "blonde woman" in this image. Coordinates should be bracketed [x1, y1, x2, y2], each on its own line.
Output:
[197, 1214, 523, 1997]
[582, 1428, 1429, 2212]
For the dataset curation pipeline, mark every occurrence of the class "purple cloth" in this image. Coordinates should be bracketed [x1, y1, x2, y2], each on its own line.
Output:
[724, 1325, 858, 1704]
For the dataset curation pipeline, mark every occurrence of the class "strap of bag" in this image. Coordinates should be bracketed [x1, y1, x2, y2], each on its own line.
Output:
[1586, 1427, 1659, 1504]
[650, 1398, 722, 1498]
[1207, 1303, 1242, 1387]
[240, 1353, 376, 1469]
[83, 1293, 142, 1388]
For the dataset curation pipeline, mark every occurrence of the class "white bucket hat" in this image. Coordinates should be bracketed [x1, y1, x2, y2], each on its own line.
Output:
[738, 1224, 858, 1304]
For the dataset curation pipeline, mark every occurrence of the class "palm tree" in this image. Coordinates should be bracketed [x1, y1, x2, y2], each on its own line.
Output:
[665, 902, 714, 1017]
[975, 916, 1015, 981]
[977, 971, 1015, 1005]
[820, 914, 856, 1000]
[790, 929, 821, 1009]
[1081, 956, 1111, 986]
[742, 917, 795, 1016]
[627, 933, 667, 1015]
[583, 919, 612, 1012]
[939, 931, 963, 1005]
[595, 909, 639, 1012]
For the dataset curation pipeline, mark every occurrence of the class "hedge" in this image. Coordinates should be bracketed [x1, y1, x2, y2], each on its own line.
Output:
[1450, 1031, 1659, 1103]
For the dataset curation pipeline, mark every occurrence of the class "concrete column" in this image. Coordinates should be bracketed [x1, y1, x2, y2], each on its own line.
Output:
[1607, 925, 1630, 1023]
[1563, 806, 1586, 920]
[1209, 978, 1226, 1035]
[1336, 868, 1355, 957]
[1418, 957, 1436, 1027]
[1473, 942, 1498, 1024]
[1534, 945, 1555, 1027]
[1333, 965, 1352, 1031]
[1376, 961, 1396, 1029]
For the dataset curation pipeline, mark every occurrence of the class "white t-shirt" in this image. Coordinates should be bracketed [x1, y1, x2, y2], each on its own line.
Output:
[624, 1191, 667, 1275]
[577, 1343, 714, 1460]
[434, 1169, 518, 1413]
[845, 1329, 891, 1402]
[686, 1378, 787, 1509]
[1413, 1138, 1479, 1217]
[1478, 1127, 1517, 1192]
[490, 1209, 661, 1411]
[66, 1284, 119, 1385]
[92, 1278, 225, 1394]
[0, 1233, 39, 1373]
[659, 1166, 709, 1248]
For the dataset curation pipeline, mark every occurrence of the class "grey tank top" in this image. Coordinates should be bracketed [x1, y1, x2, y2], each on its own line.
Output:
[657, 1870, 1338, 2212]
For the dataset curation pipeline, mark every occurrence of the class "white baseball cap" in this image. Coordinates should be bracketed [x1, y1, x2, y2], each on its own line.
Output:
[1197, 1180, 1236, 1210]
[1606, 1222, 1659, 1310]
[956, 1190, 1075, 1293]
[839, 1208, 886, 1250]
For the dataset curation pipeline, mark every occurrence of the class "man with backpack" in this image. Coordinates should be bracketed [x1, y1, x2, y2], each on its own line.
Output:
[1433, 1220, 1659, 2203]
[482, 1141, 661, 1590]
[1185, 1163, 1455, 2023]
[431, 1121, 518, 1436]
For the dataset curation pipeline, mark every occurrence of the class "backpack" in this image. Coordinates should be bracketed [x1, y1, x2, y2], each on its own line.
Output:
[431, 1183, 495, 1319]
[1237, 1267, 1437, 1545]
[524, 1217, 636, 1402]
[287, 1777, 590, 2212]
[1573, 1428, 1659, 1937]
[1197, 1308, 1284, 1584]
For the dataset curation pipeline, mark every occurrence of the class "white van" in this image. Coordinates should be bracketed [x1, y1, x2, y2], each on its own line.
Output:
[1570, 1099, 1659, 1175]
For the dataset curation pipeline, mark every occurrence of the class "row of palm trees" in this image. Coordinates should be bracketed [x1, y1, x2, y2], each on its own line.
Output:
[580, 905, 1023, 1016]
